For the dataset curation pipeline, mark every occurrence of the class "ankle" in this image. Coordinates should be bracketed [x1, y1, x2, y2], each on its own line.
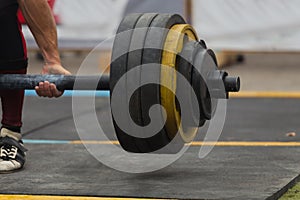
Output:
[1, 125, 21, 133]
[0, 128, 22, 141]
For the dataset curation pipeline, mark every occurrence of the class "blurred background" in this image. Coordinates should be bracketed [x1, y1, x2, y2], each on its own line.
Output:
[22, 0, 300, 92]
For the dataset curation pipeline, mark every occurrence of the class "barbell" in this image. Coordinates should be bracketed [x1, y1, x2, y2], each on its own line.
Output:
[0, 13, 240, 153]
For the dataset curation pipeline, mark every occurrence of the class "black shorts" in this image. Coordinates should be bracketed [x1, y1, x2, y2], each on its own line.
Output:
[0, 3, 27, 70]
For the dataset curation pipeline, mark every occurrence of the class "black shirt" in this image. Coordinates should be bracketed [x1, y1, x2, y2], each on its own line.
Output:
[0, 0, 28, 70]
[0, 0, 17, 12]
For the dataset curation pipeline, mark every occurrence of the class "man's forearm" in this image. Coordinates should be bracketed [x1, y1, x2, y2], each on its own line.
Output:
[17, 0, 61, 65]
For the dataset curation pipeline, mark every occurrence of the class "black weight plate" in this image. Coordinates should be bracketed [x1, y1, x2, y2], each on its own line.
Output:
[203, 49, 218, 117]
[140, 14, 186, 152]
[207, 49, 218, 66]
[110, 14, 143, 152]
[177, 41, 206, 127]
[126, 13, 159, 152]
[192, 44, 219, 121]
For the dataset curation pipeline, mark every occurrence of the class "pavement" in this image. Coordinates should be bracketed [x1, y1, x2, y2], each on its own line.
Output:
[0, 52, 300, 200]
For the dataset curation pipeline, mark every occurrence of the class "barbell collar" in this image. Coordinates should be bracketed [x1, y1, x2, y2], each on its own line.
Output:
[224, 76, 240, 92]
[208, 70, 240, 99]
[0, 74, 110, 91]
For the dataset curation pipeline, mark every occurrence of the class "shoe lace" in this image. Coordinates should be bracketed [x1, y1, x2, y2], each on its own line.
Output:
[0, 143, 18, 161]
[0, 136, 26, 161]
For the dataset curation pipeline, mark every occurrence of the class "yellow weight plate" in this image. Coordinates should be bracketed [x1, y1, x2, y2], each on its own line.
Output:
[161, 24, 198, 143]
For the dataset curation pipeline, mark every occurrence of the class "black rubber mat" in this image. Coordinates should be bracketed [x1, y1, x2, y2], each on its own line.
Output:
[1, 144, 300, 200]
[22, 97, 300, 142]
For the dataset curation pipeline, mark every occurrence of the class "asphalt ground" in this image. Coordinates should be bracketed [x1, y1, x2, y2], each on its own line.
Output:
[0, 96, 299, 200]
[0, 53, 300, 200]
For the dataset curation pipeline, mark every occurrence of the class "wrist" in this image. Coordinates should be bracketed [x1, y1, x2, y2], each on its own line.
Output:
[41, 49, 61, 66]
[44, 60, 61, 66]
[41, 64, 71, 75]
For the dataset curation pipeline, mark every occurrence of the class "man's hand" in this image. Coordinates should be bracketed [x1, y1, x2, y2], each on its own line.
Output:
[35, 64, 71, 98]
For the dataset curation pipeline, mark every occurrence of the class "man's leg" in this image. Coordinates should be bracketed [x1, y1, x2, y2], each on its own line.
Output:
[0, 69, 27, 173]
[0, 69, 26, 131]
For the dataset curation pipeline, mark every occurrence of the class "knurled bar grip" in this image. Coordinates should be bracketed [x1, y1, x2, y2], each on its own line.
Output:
[0, 74, 110, 91]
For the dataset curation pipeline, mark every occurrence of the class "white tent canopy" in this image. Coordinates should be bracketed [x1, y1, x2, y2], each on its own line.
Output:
[54, 0, 128, 40]
[23, 0, 300, 51]
[193, 0, 300, 51]
[23, 0, 128, 49]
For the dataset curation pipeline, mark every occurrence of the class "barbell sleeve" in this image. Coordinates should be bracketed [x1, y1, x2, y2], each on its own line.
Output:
[0, 74, 110, 91]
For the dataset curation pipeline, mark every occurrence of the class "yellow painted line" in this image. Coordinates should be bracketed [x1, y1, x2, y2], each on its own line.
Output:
[0, 195, 169, 200]
[190, 141, 300, 147]
[230, 91, 300, 98]
[217, 50, 300, 54]
[69, 140, 300, 147]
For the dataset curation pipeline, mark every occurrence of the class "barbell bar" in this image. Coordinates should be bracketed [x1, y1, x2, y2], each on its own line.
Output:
[0, 72, 238, 93]
[0, 13, 240, 154]
[0, 74, 110, 91]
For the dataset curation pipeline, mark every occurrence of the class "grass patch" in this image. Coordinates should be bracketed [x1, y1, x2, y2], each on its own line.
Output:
[280, 182, 300, 200]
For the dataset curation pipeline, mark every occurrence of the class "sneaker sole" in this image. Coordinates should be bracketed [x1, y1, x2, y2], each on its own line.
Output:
[0, 166, 24, 174]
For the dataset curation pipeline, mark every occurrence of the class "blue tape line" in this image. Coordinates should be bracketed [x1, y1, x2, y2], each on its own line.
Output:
[25, 90, 110, 97]
[23, 139, 70, 144]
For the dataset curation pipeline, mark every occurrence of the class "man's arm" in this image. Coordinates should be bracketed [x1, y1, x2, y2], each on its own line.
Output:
[17, 0, 71, 97]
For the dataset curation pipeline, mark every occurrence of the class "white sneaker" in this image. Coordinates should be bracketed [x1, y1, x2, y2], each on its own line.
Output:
[0, 128, 27, 173]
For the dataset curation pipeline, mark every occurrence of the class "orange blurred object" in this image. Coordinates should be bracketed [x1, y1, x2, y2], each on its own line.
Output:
[17, 0, 60, 24]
